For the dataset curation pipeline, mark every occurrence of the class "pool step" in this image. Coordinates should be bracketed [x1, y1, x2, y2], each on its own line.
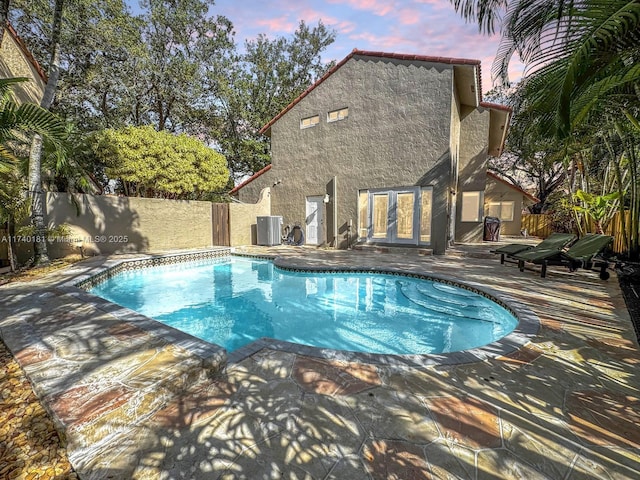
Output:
[398, 282, 497, 324]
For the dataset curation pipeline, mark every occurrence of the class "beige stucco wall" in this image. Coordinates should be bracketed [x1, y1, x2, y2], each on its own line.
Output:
[236, 171, 274, 205]
[0, 30, 46, 105]
[2, 191, 272, 263]
[484, 178, 526, 236]
[229, 187, 271, 246]
[455, 106, 490, 243]
[267, 55, 455, 253]
[37, 193, 214, 258]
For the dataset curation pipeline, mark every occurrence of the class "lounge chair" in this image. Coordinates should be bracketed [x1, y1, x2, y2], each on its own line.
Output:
[513, 234, 614, 279]
[491, 232, 577, 264]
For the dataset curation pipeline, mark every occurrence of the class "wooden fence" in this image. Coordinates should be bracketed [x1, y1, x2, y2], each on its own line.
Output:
[521, 212, 630, 254]
[212, 202, 230, 246]
[521, 214, 553, 239]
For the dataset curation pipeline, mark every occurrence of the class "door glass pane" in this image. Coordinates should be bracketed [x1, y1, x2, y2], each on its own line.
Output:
[358, 190, 368, 238]
[420, 188, 432, 243]
[372, 194, 388, 238]
[396, 192, 414, 239]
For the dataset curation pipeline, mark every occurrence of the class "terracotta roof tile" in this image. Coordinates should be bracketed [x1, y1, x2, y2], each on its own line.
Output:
[487, 171, 539, 203]
[480, 101, 512, 113]
[4, 23, 48, 83]
[229, 164, 272, 195]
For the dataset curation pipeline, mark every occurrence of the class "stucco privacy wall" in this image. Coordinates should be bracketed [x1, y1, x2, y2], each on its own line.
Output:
[4, 192, 271, 263]
[42, 193, 214, 257]
[269, 55, 454, 252]
[229, 188, 271, 246]
[0, 189, 270, 262]
[0, 27, 46, 104]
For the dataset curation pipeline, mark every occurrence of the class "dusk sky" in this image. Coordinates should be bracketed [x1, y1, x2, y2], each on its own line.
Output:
[207, 0, 525, 93]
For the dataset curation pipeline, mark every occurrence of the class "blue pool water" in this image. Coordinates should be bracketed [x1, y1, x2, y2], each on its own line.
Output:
[89, 257, 518, 355]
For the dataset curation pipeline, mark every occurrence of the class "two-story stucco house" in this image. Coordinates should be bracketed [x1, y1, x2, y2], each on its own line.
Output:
[231, 49, 511, 254]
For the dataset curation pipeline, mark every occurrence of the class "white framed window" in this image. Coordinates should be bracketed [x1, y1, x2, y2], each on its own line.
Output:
[327, 107, 348, 123]
[488, 201, 515, 221]
[460, 191, 482, 222]
[300, 115, 320, 129]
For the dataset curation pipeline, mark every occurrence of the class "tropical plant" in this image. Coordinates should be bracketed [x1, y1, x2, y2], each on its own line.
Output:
[91, 125, 229, 199]
[0, 169, 28, 271]
[572, 189, 620, 234]
[0, 77, 65, 270]
[0, 78, 64, 168]
[452, 0, 640, 257]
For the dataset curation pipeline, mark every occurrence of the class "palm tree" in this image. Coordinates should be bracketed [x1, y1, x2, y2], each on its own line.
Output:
[451, 1, 640, 121]
[0, 78, 64, 166]
[452, 0, 640, 257]
[0, 77, 65, 270]
[28, 0, 65, 266]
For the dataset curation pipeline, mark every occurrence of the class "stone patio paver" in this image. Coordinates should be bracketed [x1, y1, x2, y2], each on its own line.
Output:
[0, 243, 639, 479]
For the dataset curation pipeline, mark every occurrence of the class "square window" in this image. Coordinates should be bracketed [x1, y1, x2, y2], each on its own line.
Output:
[461, 191, 482, 222]
[327, 107, 348, 123]
[488, 201, 515, 221]
[300, 115, 320, 129]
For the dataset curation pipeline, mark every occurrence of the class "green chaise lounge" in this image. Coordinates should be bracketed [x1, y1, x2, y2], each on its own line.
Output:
[491, 232, 577, 264]
[513, 233, 614, 279]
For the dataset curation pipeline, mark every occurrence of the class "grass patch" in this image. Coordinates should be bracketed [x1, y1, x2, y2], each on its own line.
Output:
[0, 255, 84, 286]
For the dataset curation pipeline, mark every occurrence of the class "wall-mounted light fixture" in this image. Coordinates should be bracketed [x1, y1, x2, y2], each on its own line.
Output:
[323, 194, 330, 204]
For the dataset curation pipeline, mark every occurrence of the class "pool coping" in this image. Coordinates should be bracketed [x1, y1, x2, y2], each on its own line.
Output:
[68, 249, 541, 370]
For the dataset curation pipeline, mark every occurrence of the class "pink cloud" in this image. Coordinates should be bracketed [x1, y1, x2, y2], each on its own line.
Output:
[326, 0, 397, 17]
[255, 15, 297, 33]
[333, 20, 358, 35]
[396, 8, 422, 26]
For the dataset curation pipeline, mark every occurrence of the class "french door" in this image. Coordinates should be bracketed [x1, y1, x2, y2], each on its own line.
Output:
[367, 187, 421, 245]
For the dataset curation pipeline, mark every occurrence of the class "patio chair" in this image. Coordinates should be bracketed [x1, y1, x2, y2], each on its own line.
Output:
[491, 232, 577, 264]
[513, 233, 614, 279]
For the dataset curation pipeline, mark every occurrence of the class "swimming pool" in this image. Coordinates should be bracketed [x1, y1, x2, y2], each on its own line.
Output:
[88, 256, 518, 355]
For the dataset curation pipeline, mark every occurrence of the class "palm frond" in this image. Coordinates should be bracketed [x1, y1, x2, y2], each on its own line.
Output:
[0, 77, 29, 107]
[449, 0, 508, 34]
[571, 62, 640, 128]
[14, 103, 66, 142]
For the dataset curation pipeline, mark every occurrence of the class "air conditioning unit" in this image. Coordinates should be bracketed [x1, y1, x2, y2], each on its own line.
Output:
[256, 216, 283, 246]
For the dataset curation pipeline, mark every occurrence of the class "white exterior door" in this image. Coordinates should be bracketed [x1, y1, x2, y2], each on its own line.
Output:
[305, 196, 324, 245]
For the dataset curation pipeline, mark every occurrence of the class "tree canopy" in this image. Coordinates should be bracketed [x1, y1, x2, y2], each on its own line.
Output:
[91, 125, 228, 199]
[454, 0, 640, 257]
[9, 0, 336, 181]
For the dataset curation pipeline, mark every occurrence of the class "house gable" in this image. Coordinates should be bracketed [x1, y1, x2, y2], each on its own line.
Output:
[486, 171, 539, 204]
[260, 49, 483, 137]
[0, 23, 47, 105]
[485, 171, 539, 236]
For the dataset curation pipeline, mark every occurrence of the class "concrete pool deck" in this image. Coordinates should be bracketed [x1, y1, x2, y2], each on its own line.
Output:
[0, 243, 639, 479]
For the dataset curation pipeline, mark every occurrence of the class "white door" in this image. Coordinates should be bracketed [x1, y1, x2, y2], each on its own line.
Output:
[305, 196, 324, 245]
